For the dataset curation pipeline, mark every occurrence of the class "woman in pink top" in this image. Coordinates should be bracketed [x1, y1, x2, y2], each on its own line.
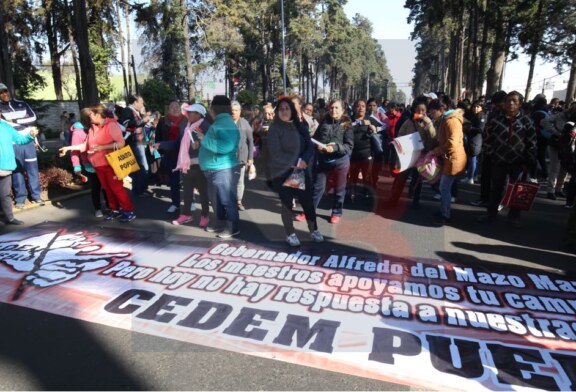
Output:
[60, 104, 135, 222]
[69, 108, 107, 217]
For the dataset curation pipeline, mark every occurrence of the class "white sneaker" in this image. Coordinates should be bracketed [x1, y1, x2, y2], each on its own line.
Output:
[286, 233, 301, 247]
[167, 204, 178, 213]
[433, 193, 441, 200]
[451, 197, 456, 203]
[311, 230, 324, 242]
[94, 210, 104, 218]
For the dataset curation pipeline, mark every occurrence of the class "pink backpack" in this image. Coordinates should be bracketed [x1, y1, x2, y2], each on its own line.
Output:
[416, 152, 442, 183]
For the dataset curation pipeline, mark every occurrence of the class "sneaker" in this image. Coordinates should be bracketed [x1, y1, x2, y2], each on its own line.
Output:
[555, 190, 567, 198]
[119, 211, 136, 223]
[451, 197, 456, 203]
[94, 210, 104, 218]
[286, 233, 301, 247]
[199, 215, 209, 228]
[217, 226, 240, 239]
[311, 230, 324, 242]
[105, 210, 122, 221]
[470, 200, 487, 207]
[33, 199, 46, 206]
[75, 172, 89, 183]
[167, 204, 178, 213]
[237, 202, 246, 211]
[205, 222, 226, 233]
[329, 215, 341, 224]
[294, 213, 306, 222]
[433, 215, 451, 226]
[7, 218, 24, 225]
[565, 204, 574, 209]
[14, 203, 25, 209]
[433, 193, 441, 200]
[172, 214, 193, 225]
[498, 204, 504, 212]
[477, 214, 496, 224]
[547, 192, 557, 200]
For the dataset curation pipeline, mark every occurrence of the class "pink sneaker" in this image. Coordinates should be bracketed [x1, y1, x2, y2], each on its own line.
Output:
[172, 214, 193, 225]
[199, 215, 209, 228]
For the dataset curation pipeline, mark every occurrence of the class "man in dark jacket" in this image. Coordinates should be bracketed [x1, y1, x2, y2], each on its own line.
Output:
[479, 91, 536, 226]
[0, 83, 44, 208]
[119, 95, 151, 198]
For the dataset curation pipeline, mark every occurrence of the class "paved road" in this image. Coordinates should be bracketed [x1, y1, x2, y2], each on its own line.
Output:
[0, 173, 573, 390]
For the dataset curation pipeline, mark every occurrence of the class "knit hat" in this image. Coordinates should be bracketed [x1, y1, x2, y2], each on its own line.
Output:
[0, 83, 8, 92]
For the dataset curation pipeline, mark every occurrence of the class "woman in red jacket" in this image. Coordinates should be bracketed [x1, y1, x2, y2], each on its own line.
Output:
[60, 104, 135, 222]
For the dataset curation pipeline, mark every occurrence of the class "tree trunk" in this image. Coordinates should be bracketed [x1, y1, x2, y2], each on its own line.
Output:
[67, 22, 82, 104]
[566, 58, 576, 104]
[525, 51, 538, 101]
[476, 0, 489, 97]
[0, 4, 14, 92]
[524, 0, 545, 100]
[124, 2, 132, 94]
[45, 0, 64, 100]
[449, 33, 458, 101]
[72, 0, 98, 106]
[486, 11, 507, 97]
[181, 0, 195, 101]
[116, 1, 128, 99]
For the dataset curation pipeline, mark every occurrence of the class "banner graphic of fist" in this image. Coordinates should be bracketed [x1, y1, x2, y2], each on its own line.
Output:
[0, 230, 130, 300]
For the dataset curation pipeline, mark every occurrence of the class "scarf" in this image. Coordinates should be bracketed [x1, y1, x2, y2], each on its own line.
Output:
[167, 114, 183, 140]
[174, 119, 203, 174]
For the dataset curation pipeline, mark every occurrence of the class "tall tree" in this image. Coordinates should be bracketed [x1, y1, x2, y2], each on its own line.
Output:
[72, 0, 98, 106]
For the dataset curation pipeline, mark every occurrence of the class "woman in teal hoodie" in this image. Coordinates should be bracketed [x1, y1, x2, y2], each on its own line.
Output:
[0, 121, 38, 225]
[197, 95, 241, 238]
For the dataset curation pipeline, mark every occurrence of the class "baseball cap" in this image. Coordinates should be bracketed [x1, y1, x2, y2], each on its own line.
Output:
[183, 103, 207, 117]
[424, 92, 438, 100]
[0, 83, 8, 92]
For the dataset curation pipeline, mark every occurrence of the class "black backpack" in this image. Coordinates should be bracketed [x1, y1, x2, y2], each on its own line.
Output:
[557, 121, 576, 174]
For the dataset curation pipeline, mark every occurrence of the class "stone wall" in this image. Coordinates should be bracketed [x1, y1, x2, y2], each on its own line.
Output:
[28, 101, 80, 136]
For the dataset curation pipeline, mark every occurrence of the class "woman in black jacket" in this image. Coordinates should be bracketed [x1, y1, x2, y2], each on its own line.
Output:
[348, 99, 378, 200]
[268, 98, 323, 246]
[312, 99, 354, 224]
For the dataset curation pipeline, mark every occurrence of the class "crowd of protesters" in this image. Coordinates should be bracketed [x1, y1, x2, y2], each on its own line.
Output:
[1, 80, 575, 250]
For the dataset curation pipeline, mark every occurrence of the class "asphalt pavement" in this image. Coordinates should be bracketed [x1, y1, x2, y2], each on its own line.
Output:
[0, 170, 573, 390]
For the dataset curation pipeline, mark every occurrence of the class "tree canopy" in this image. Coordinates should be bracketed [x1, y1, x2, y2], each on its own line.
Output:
[405, 0, 576, 102]
[0, 0, 399, 106]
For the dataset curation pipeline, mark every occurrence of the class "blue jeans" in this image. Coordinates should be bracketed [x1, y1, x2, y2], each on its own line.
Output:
[439, 174, 457, 219]
[12, 143, 41, 203]
[313, 157, 350, 216]
[204, 166, 240, 229]
[130, 142, 149, 196]
[467, 155, 477, 180]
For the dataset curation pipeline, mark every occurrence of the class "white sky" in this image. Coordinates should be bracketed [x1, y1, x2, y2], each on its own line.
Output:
[343, 0, 569, 100]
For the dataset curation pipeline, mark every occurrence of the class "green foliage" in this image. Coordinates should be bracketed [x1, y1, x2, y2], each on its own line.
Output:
[236, 90, 258, 106]
[140, 77, 176, 113]
[1, 0, 46, 99]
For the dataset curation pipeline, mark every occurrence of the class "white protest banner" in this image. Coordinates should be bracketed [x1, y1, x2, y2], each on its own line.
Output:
[0, 224, 574, 391]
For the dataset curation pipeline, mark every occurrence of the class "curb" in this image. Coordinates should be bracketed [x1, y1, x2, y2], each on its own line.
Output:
[14, 189, 91, 214]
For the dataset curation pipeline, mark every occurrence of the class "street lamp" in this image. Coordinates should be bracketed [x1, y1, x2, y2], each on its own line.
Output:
[280, 0, 287, 95]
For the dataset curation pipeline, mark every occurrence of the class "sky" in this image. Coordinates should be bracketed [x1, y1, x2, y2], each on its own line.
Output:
[343, 0, 569, 101]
